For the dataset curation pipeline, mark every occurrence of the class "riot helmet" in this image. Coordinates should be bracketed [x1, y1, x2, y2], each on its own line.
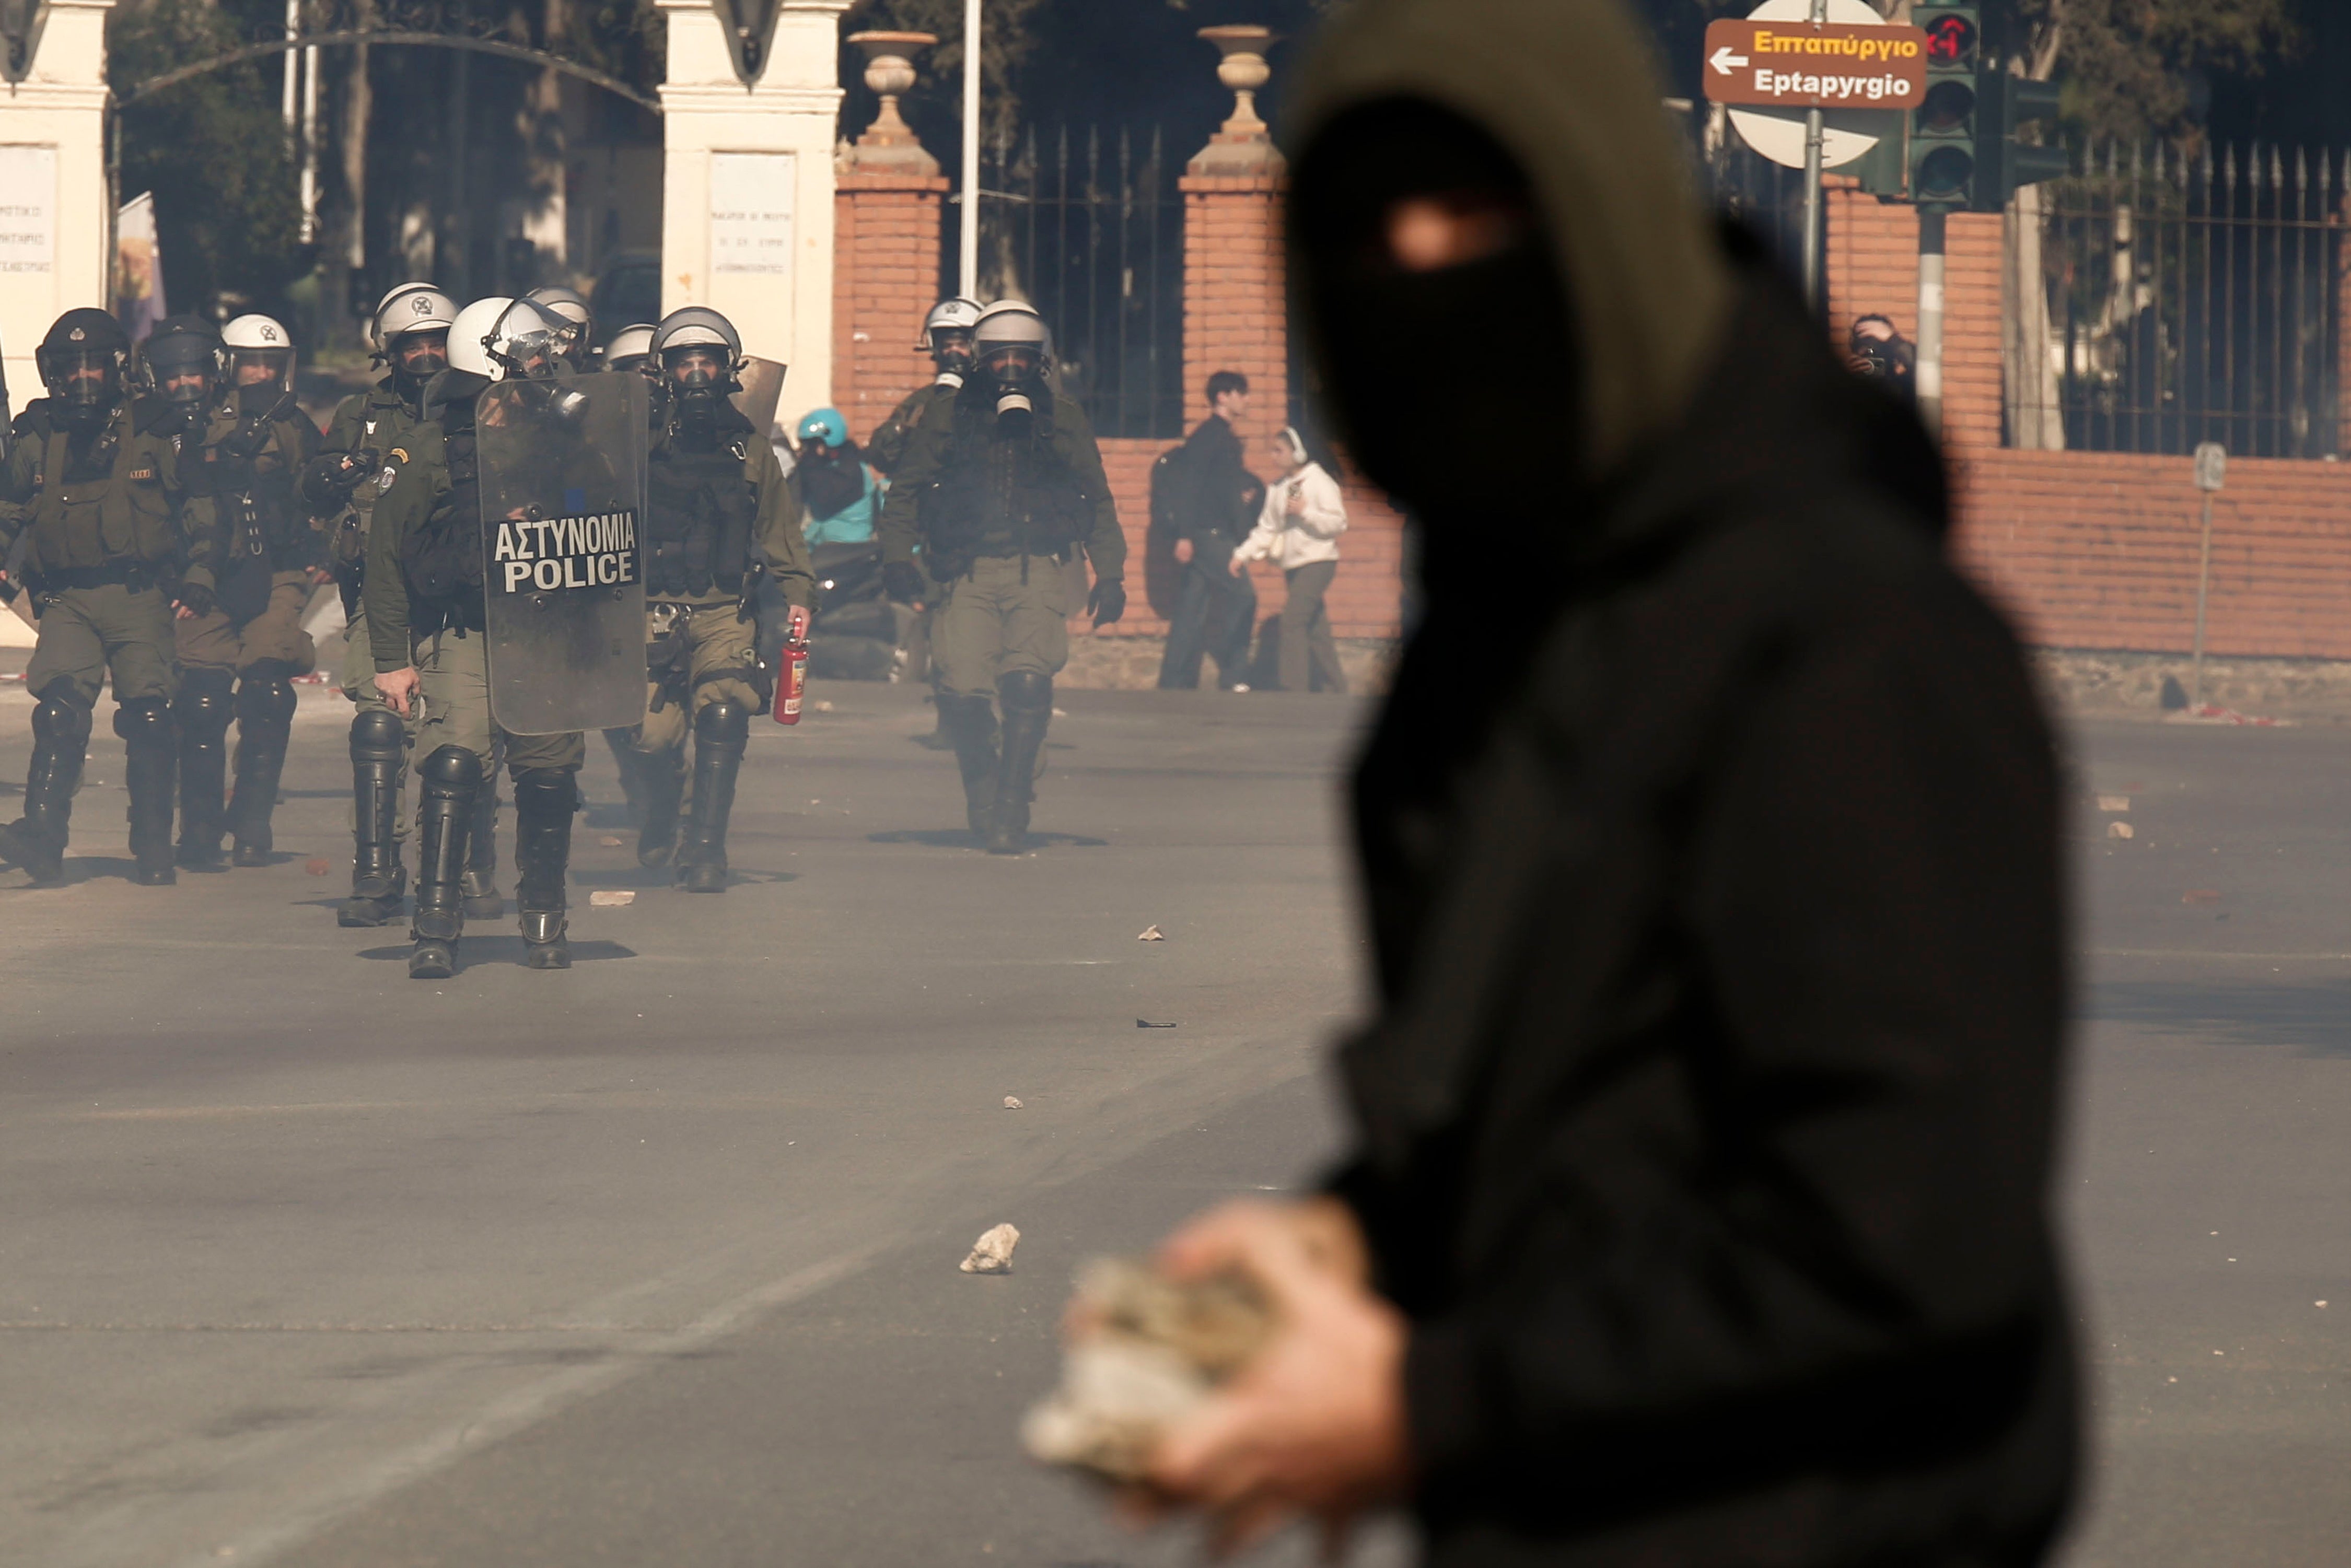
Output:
[651, 307, 744, 446]
[139, 314, 224, 408]
[222, 314, 296, 400]
[972, 300, 1050, 420]
[920, 296, 983, 383]
[602, 322, 657, 376]
[481, 298, 572, 381]
[37, 308, 132, 428]
[373, 283, 457, 386]
[446, 297, 515, 381]
[526, 285, 593, 369]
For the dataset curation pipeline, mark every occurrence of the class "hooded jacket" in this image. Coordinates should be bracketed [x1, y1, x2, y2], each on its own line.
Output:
[1289, 3, 2075, 1564]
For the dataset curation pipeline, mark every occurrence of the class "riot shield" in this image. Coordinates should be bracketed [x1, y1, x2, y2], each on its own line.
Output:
[476, 371, 652, 734]
[731, 357, 787, 440]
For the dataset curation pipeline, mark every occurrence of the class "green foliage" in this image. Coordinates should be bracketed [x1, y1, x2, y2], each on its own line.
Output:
[109, 0, 307, 316]
[2005, 0, 2296, 140]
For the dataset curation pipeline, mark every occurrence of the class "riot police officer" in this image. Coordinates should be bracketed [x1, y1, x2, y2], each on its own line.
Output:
[624, 307, 813, 890]
[527, 285, 594, 372]
[366, 297, 646, 976]
[878, 300, 1126, 853]
[301, 283, 502, 926]
[865, 296, 979, 475]
[170, 313, 321, 870]
[602, 323, 657, 377]
[0, 308, 213, 886]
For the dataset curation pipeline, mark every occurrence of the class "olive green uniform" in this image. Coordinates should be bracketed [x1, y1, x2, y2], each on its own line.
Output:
[867, 379, 958, 685]
[878, 382, 1124, 697]
[311, 379, 433, 717]
[625, 408, 812, 883]
[877, 381, 1123, 849]
[170, 389, 321, 868]
[0, 395, 216, 881]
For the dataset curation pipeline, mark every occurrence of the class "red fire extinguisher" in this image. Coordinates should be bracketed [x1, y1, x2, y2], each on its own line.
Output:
[774, 624, 810, 726]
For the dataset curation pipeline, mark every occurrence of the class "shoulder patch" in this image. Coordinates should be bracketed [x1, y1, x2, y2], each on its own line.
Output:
[389, 447, 410, 464]
[364, 420, 377, 437]
[376, 467, 400, 494]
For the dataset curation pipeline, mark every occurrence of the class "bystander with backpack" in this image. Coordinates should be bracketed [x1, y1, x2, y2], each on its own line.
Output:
[1154, 371, 1264, 691]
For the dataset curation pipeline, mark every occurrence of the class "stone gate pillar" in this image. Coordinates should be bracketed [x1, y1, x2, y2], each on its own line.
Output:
[658, 0, 851, 428]
[832, 31, 946, 442]
[1179, 26, 1287, 435]
[0, 0, 114, 410]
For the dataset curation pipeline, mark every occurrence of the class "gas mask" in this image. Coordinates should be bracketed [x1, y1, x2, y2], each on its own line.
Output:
[980, 347, 1041, 425]
[389, 330, 450, 400]
[665, 349, 730, 450]
[933, 330, 974, 388]
[50, 355, 118, 430]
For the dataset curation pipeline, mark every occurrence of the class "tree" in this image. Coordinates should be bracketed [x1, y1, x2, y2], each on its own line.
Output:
[2006, 0, 2295, 143]
[110, 0, 308, 320]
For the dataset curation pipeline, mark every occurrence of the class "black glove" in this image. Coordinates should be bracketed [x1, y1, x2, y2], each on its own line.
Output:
[1087, 578, 1126, 628]
[175, 580, 215, 618]
[330, 448, 379, 491]
[883, 560, 926, 605]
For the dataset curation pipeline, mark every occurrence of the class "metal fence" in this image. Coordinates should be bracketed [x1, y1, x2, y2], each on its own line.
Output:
[965, 123, 1187, 441]
[2023, 140, 2345, 458]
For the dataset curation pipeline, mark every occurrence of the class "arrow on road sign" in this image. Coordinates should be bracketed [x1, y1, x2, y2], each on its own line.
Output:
[1710, 45, 1750, 74]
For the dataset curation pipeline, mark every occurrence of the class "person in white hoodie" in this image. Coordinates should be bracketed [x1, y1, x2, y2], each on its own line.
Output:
[1231, 426, 1349, 693]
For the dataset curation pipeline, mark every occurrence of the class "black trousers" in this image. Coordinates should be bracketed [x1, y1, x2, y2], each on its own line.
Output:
[1157, 541, 1258, 690]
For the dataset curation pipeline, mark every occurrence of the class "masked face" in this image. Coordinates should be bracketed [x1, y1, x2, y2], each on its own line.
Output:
[51, 352, 117, 424]
[932, 329, 974, 377]
[390, 329, 449, 381]
[668, 346, 726, 394]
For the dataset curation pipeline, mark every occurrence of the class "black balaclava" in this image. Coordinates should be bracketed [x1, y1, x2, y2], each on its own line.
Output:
[1293, 98, 1581, 599]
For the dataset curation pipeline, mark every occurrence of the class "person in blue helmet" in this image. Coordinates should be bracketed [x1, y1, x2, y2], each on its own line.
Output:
[794, 408, 881, 545]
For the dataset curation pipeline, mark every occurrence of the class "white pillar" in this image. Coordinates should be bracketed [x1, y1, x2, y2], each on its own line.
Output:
[0, 0, 114, 410]
[658, 0, 849, 428]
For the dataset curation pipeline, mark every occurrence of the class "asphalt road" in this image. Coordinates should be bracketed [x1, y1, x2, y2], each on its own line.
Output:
[0, 682, 2346, 1567]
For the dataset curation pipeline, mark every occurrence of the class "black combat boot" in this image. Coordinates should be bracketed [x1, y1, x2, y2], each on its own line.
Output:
[462, 782, 505, 918]
[341, 708, 407, 927]
[117, 697, 179, 885]
[513, 766, 577, 969]
[939, 693, 999, 837]
[678, 700, 748, 894]
[0, 684, 91, 887]
[409, 744, 482, 979]
[172, 668, 235, 870]
[227, 660, 296, 867]
[987, 671, 1052, 855]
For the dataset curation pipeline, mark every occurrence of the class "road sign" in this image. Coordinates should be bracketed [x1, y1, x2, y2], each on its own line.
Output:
[1704, 17, 1930, 110]
[1720, 0, 1903, 172]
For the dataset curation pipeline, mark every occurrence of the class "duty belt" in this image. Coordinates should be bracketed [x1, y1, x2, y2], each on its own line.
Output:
[39, 561, 171, 591]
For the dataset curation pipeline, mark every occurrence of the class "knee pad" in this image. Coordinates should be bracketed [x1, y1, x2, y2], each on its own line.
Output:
[510, 767, 578, 815]
[112, 697, 173, 747]
[173, 668, 235, 731]
[694, 699, 750, 748]
[996, 669, 1053, 714]
[236, 671, 298, 731]
[350, 707, 405, 766]
[32, 688, 94, 747]
[418, 744, 485, 800]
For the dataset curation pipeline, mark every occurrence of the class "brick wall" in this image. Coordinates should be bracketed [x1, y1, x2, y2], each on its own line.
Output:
[1827, 186, 2351, 659]
[831, 169, 948, 443]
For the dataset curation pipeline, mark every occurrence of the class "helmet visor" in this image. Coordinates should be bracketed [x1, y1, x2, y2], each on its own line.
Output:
[228, 346, 294, 394]
[664, 345, 728, 390]
[48, 348, 119, 405]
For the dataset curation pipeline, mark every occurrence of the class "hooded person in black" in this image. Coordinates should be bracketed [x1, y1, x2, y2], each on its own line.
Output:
[1110, 1, 2076, 1563]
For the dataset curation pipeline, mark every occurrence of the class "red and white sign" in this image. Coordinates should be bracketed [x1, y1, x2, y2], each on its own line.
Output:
[1703, 17, 1931, 110]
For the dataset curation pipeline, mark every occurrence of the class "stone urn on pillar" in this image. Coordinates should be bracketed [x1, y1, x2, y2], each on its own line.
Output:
[845, 30, 939, 172]
[1190, 25, 1283, 174]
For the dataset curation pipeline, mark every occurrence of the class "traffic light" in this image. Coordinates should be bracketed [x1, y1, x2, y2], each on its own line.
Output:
[1977, 74, 2070, 208]
[1909, 2, 1981, 209]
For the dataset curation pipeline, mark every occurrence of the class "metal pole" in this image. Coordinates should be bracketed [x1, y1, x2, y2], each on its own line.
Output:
[1799, 0, 1826, 314]
[299, 27, 319, 244]
[959, 0, 981, 300]
[2190, 490, 2215, 708]
[1916, 205, 1947, 435]
[281, 0, 299, 137]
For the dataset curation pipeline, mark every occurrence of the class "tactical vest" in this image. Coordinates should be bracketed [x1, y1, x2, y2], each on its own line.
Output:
[399, 428, 487, 627]
[645, 432, 756, 600]
[24, 405, 183, 579]
[926, 405, 1092, 571]
[193, 395, 315, 568]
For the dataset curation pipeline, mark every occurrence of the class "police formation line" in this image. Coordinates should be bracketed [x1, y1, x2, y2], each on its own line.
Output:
[0, 285, 1127, 979]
